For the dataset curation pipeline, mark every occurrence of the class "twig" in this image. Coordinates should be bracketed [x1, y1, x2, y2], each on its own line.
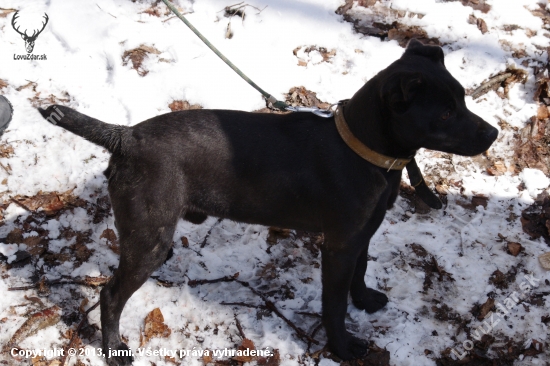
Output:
[61, 301, 100, 366]
[200, 218, 222, 248]
[187, 273, 239, 288]
[307, 322, 324, 353]
[221, 301, 267, 309]
[8, 278, 108, 291]
[191, 274, 319, 345]
[9, 197, 30, 211]
[235, 280, 320, 345]
[234, 315, 246, 339]
[96, 4, 117, 19]
[218, 2, 244, 12]
[296, 311, 322, 318]
[470, 73, 512, 99]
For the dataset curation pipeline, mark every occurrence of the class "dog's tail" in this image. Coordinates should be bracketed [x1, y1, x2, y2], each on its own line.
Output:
[38, 105, 128, 154]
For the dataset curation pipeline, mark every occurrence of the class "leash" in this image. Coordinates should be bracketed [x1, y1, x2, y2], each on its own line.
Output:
[160, 0, 334, 118]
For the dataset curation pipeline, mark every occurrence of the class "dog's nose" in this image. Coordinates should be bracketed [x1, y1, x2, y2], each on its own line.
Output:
[484, 125, 498, 142]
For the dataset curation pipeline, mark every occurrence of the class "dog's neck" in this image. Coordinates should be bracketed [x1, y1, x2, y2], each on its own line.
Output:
[343, 79, 417, 160]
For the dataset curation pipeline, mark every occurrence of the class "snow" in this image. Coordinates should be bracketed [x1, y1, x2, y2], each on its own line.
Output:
[1, 0, 550, 365]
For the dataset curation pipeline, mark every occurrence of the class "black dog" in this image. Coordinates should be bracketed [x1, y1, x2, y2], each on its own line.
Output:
[38, 39, 497, 365]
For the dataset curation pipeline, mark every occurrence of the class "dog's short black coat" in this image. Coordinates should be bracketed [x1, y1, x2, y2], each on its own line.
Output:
[38, 39, 497, 365]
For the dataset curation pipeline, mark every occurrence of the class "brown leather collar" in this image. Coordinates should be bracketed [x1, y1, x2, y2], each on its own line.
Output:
[334, 105, 411, 170]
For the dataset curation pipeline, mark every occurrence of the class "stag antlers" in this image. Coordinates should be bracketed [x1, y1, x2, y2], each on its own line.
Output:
[12, 11, 49, 53]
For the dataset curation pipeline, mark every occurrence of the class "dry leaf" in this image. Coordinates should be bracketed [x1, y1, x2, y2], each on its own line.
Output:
[100, 228, 120, 254]
[233, 338, 256, 363]
[141, 308, 171, 346]
[507, 242, 522, 256]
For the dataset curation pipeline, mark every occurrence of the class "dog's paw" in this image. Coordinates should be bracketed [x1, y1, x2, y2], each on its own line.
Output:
[106, 343, 134, 366]
[351, 287, 388, 314]
[328, 333, 369, 361]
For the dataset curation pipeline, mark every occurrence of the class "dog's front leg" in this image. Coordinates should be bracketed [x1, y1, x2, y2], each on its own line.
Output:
[350, 198, 390, 313]
[321, 237, 369, 360]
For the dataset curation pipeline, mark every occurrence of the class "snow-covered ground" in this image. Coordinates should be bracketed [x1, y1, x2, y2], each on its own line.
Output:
[0, 0, 549, 365]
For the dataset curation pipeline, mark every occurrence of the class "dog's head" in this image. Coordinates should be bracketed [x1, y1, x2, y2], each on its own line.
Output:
[380, 39, 498, 156]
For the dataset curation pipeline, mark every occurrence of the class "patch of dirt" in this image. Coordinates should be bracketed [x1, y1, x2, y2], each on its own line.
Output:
[431, 303, 462, 324]
[168, 100, 202, 112]
[122, 44, 161, 77]
[520, 191, 550, 244]
[0, 79, 8, 89]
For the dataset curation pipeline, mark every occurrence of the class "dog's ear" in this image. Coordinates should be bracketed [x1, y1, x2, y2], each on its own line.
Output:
[404, 39, 445, 66]
[383, 72, 423, 113]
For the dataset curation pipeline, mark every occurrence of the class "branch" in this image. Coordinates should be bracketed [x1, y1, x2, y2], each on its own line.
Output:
[61, 301, 100, 366]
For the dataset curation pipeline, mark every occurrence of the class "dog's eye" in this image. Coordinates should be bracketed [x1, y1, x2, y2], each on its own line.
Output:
[441, 111, 451, 120]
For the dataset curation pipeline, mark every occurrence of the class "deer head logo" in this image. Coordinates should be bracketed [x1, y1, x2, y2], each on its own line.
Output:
[11, 11, 49, 54]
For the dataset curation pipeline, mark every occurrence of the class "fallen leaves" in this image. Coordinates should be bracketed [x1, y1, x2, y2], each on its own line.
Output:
[168, 100, 202, 112]
[284, 86, 330, 109]
[293, 46, 336, 66]
[141, 308, 171, 347]
[122, 44, 161, 77]
[11, 189, 82, 216]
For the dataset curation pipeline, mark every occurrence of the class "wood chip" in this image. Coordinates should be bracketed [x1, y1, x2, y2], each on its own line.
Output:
[539, 252, 550, 269]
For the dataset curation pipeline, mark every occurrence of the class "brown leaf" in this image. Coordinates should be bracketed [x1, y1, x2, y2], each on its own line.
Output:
[7, 306, 61, 348]
[181, 236, 189, 247]
[477, 298, 495, 320]
[12, 191, 69, 215]
[233, 338, 256, 362]
[84, 275, 110, 287]
[486, 161, 507, 176]
[100, 228, 120, 254]
[122, 45, 161, 77]
[0, 144, 14, 158]
[141, 308, 171, 346]
[507, 242, 522, 256]
[476, 18, 488, 34]
[256, 349, 280, 366]
[202, 351, 213, 364]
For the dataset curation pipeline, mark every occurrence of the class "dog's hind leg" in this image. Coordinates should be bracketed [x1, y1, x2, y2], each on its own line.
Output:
[100, 192, 181, 366]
